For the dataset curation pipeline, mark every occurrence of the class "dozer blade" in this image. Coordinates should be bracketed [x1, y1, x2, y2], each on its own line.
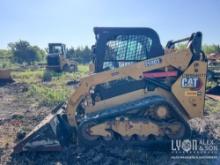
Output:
[14, 103, 73, 153]
[0, 69, 14, 85]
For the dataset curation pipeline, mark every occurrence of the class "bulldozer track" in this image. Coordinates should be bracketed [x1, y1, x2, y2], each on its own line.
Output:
[77, 96, 191, 147]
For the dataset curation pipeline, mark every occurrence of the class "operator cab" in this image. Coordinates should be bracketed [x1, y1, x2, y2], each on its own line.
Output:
[92, 27, 164, 73]
[90, 27, 164, 101]
[48, 43, 66, 57]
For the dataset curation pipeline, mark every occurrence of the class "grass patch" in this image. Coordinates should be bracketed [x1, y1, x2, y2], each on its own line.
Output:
[205, 99, 220, 113]
[12, 69, 44, 83]
[206, 81, 217, 90]
[11, 64, 89, 82]
[78, 65, 89, 75]
[27, 84, 71, 106]
[0, 60, 12, 68]
[11, 69, 72, 106]
[0, 59, 19, 69]
[10, 65, 89, 106]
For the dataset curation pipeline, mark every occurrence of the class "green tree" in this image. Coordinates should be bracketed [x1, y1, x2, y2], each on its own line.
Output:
[81, 46, 92, 64]
[66, 46, 91, 64]
[66, 47, 75, 60]
[176, 43, 187, 50]
[0, 49, 13, 68]
[203, 44, 220, 54]
[0, 49, 12, 58]
[175, 43, 220, 55]
[8, 40, 45, 64]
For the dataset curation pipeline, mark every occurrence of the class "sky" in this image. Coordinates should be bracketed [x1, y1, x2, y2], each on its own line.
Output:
[0, 0, 220, 49]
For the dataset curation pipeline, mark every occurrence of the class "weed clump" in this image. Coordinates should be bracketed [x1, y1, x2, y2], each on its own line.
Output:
[27, 84, 70, 106]
[42, 71, 52, 82]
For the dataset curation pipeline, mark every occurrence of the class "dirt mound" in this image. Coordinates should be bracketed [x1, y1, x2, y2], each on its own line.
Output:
[8, 110, 220, 165]
[190, 112, 220, 140]
[0, 83, 51, 164]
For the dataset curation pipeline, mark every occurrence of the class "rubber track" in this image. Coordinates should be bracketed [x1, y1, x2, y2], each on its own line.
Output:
[77, 96, 191, 147]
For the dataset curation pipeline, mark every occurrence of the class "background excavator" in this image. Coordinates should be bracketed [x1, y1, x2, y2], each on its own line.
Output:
[46, 43, 78, 72]
[14, 27, 207, 152]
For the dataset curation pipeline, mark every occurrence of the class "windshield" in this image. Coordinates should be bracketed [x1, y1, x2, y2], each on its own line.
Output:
[103, 35, 152, 70]
[49, 45, 63, 54]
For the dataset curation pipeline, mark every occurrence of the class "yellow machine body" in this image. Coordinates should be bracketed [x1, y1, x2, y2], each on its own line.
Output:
[14, 28, 207, 153]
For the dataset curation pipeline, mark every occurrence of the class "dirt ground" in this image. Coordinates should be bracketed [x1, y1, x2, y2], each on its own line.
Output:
[0, 83, 51, 164]
[0, 82, 220, 165]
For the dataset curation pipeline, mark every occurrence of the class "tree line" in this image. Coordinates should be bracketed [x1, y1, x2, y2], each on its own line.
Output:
[176, 44, 220, 55]
[0, 40, 220, 66]
[0, 40, 92, 65]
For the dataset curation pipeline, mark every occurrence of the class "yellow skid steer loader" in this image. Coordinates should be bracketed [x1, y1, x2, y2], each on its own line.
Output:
[14, 27, 207, 152]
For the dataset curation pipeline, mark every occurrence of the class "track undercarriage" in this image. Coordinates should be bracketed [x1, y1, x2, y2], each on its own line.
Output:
[77, 96, 191, 146]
